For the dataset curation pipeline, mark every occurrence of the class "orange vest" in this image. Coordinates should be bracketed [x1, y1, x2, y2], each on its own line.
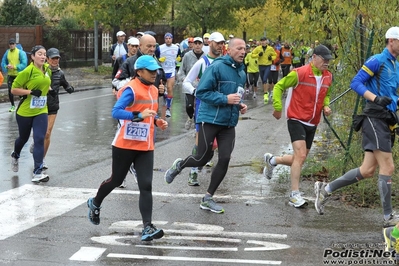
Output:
[271, 48, 281, 71]
[285, 64, 332, 125]
[280, 47, 293, 65]
[112, 78, 159, 151]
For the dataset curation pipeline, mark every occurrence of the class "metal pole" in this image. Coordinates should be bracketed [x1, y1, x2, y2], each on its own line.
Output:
[94, 20, 98, 72]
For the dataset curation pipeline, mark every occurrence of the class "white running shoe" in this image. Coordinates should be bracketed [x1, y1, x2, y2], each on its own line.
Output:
[184, 118, 193, 130]
[11, 155, 19, 172]
[289, 192, 308, 208]
[32, 173, 49, 183]
[165, 108, 171, 118]
[263, 153, 275, 179]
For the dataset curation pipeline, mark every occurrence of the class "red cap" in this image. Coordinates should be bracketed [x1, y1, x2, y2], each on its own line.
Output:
[188, 37, 194, 43]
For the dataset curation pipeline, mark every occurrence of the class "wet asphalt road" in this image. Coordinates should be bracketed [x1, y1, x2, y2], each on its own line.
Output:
[0, 85, 389, 266]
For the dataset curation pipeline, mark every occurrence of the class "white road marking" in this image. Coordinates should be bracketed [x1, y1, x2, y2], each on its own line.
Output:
[135, 244, 238, 251]
[245, 240, 290, 251]
[0, 185, 291, 242]
[69, 247, 106, 261]
[109, 221, 287, 240]
[107, 253, 282, 265]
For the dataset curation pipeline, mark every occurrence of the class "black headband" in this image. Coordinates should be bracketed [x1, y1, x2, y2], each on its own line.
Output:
[31, 45, 45, 55]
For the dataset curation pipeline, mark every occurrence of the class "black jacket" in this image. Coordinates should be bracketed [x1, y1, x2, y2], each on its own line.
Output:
[117, 50, 166, 89]
[47, 67, 74, 113]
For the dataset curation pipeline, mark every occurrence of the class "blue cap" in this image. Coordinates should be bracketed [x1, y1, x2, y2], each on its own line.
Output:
[134, 55, 161, 71]
[164, 32, 173, 38]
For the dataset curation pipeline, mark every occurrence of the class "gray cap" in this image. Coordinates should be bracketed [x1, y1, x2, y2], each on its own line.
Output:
[313, 45, 333, 60]
[47, 48, 60, 58]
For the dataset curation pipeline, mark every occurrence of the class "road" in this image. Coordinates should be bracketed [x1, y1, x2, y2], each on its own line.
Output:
[0, 87, 388, 266]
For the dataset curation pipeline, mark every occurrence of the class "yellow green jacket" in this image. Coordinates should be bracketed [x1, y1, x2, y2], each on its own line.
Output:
[244, 52, 259, 73]
[251, 45, 276, 66]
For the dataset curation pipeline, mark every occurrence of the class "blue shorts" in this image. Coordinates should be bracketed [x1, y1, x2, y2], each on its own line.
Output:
[165, 72, 176, 79]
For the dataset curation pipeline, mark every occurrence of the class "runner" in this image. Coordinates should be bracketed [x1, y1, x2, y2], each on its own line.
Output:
[87, 55, 168, 241]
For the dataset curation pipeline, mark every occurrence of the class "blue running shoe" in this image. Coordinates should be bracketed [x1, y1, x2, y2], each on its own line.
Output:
[87, 197, 101, 225]
[141, 224, 164, 241]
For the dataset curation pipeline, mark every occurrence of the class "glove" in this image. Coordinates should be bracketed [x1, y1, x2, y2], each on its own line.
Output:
[159, 57, 166, 63]
[374, 96, 392, 107]
[30, 89, 42, 97]
[66, 86, 74, 94]
[176, 56, 181, 62]
[258, 52, 263, 57]
[268, 55, 272, 60]
[131, 111, 144, 122]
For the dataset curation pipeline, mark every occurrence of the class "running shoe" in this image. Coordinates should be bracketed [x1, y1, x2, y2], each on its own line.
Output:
[9, 106, 15, 112]
[32, 172, 49, 183]
[200, 197, 225, 213]
[263, 153, 275, 179]
[314, 181, 330, 215]
[289, 192, 308, 208]
[128, 163, 138, 183]
[205, 161, 213, 167]
[119, 178, 127, 188]
[245, 89, 249, 94]
[164, 158, 182, 184]
[263, 92, 269, 104]
[188, 170, 199, 186]
[383, 227, 396, 253]
[87, 197, 101, 225]
[11, 153, 19, 172]
[165, 108, 171, 118]
[384, 212, 399, 228]
[253, 93, 257, 99]
[185, 118, 193, 130]
[141, 224, 164, 241]
[30, 143, 34, 154]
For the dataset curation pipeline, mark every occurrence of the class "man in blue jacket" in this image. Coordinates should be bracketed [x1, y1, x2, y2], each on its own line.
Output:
[164, 38, 248, 214]
[1, 38, 28, 112]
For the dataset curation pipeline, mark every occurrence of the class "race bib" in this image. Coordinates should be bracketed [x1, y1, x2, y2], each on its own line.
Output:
[30, 96, 47, 109]
[164, 60, 174, 67]
[271, 65, 277, 71]
[124, 121, 150, 141]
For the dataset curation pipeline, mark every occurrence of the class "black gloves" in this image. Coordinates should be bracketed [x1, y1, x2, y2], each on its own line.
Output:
[131, 111, 144, 122]
[258, 52, 263, 57]
[30, 89, 42, 97]
[374, 96, 392, 107]
[66, 86, 74, 94]
[268, 55, 272, 60]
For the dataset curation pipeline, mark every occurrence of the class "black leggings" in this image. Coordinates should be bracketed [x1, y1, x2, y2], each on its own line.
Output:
[180, 123, 235, 195]
[95, 147, 154, 225]
[7, 75, 16, 106]
[185, 93, 195, 119]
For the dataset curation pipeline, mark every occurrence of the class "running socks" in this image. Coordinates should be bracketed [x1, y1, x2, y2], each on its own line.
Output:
[379, 175, 392, 217]
[328, 168, 364, 192]
[165, 96, 173, 109]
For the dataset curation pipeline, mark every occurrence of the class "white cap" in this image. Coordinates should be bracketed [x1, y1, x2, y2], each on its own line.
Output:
[209, 32, 225, 42]
[386, 27, 399, 39]
[116, 31, 126, 37]
[136, 31, 144, 36]
[193, 37, 203, 43]
[229, 34, 234, 38]
[128, 37, 139, 45]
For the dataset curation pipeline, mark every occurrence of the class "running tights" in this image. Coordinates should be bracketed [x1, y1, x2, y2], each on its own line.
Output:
[95, 147, 154, 225]
[15, 113, 48, 174]
[180, 123, 235, 195]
